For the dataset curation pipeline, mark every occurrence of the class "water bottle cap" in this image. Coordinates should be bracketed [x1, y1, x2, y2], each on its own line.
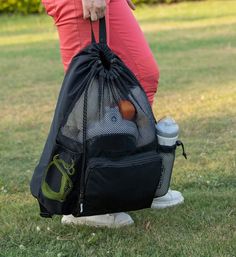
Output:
[156, 116, 179, 138]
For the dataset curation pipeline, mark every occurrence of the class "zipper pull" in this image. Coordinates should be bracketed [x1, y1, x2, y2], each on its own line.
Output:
[80, 203, 83, 213]
[176, 140, 187, 159]
[79, 192, 84, 213]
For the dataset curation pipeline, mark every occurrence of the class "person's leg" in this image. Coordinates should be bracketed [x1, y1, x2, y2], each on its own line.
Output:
[42, 0, 159, 106]
[107, 0, 159, 106]
[42, 0, 104, 72]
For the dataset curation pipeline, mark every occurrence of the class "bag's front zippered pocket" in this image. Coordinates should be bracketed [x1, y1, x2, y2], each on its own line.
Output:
[80, 151, 162, 216]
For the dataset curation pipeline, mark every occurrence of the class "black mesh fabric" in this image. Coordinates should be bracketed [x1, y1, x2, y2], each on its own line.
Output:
[60, 62, 156, 153]
[155, 151, 175, 197]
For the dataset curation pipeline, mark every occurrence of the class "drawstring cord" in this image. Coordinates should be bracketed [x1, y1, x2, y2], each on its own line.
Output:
[176, 140, 187, 159]
[78, 85, 89, 214]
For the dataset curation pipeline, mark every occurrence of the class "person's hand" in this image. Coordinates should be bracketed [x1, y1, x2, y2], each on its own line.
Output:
[82, 0, 106, 21]
[126, 0, 136, 10]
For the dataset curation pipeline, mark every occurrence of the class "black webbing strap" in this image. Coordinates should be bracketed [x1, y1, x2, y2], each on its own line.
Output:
[99, 17, 107, 44]
[90, 19, 96, 44]
[157, 140, 187, 159]
[90, 17, 107, 44]
[157, 144, 176, 153]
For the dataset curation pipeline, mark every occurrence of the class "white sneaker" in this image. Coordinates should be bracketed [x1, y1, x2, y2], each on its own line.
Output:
[61, 212, 134, 228]
[151, 189, 184, 209]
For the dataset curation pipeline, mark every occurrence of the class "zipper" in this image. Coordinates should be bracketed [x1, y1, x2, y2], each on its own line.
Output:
[87, 155, 160, 168]
[85, 152, 161, 183]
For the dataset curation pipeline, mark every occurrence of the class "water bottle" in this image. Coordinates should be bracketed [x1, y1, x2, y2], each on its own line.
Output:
[155, 117, 186, 197]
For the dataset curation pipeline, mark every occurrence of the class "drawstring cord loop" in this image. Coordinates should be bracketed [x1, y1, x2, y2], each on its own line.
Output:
[176, 140, 187, 159]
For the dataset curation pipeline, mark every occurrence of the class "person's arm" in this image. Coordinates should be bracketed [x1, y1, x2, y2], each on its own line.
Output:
[82, 0, 135, 21]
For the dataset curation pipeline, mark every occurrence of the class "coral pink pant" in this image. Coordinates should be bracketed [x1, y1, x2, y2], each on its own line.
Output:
[42, 0, 159, 105]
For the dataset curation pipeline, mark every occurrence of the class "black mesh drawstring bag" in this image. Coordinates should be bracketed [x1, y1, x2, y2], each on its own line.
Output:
[30, 18, 163, 218]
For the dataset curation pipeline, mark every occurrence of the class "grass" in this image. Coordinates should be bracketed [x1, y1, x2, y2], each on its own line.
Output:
[0, 1, 236, 256]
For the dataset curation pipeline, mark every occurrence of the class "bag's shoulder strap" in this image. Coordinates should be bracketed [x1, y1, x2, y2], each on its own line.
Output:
[99, 17, 106, 44]
[90, 17, 107, 44]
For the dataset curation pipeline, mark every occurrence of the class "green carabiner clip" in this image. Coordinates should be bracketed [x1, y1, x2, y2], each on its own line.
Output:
[41, 154, 75, 202]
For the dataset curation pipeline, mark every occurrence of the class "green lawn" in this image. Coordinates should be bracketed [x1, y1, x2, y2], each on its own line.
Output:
[0, 1, 236, 256]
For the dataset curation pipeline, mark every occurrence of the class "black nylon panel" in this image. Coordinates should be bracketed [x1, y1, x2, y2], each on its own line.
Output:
[76, 152, 162, 216]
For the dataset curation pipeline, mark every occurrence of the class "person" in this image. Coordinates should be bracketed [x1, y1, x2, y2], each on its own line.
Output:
[41, 0, 184, 228]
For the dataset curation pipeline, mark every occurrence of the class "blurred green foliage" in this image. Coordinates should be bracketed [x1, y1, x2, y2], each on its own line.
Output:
[0, 0, 205, 14]
[0, 0, 44, 14]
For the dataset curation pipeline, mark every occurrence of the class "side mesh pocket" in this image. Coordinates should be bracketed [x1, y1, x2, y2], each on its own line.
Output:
[40, 143, 82, 215]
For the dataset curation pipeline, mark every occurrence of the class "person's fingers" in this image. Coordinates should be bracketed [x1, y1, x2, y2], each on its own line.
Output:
[82, 0, 91, 19]
[83, 8, 91, 19]
[96, 6, 106, 19]
[126, 0, 136, 10]
[82, 0, 106, 20]
[94, 1, 106, 19]
[90, 9, 98, 21]
[96, 11, 102, 19]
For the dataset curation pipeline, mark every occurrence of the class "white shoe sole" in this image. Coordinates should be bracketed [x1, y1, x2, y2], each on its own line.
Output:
[61, 215, 134, 228]
[151, 195, 184, 209]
